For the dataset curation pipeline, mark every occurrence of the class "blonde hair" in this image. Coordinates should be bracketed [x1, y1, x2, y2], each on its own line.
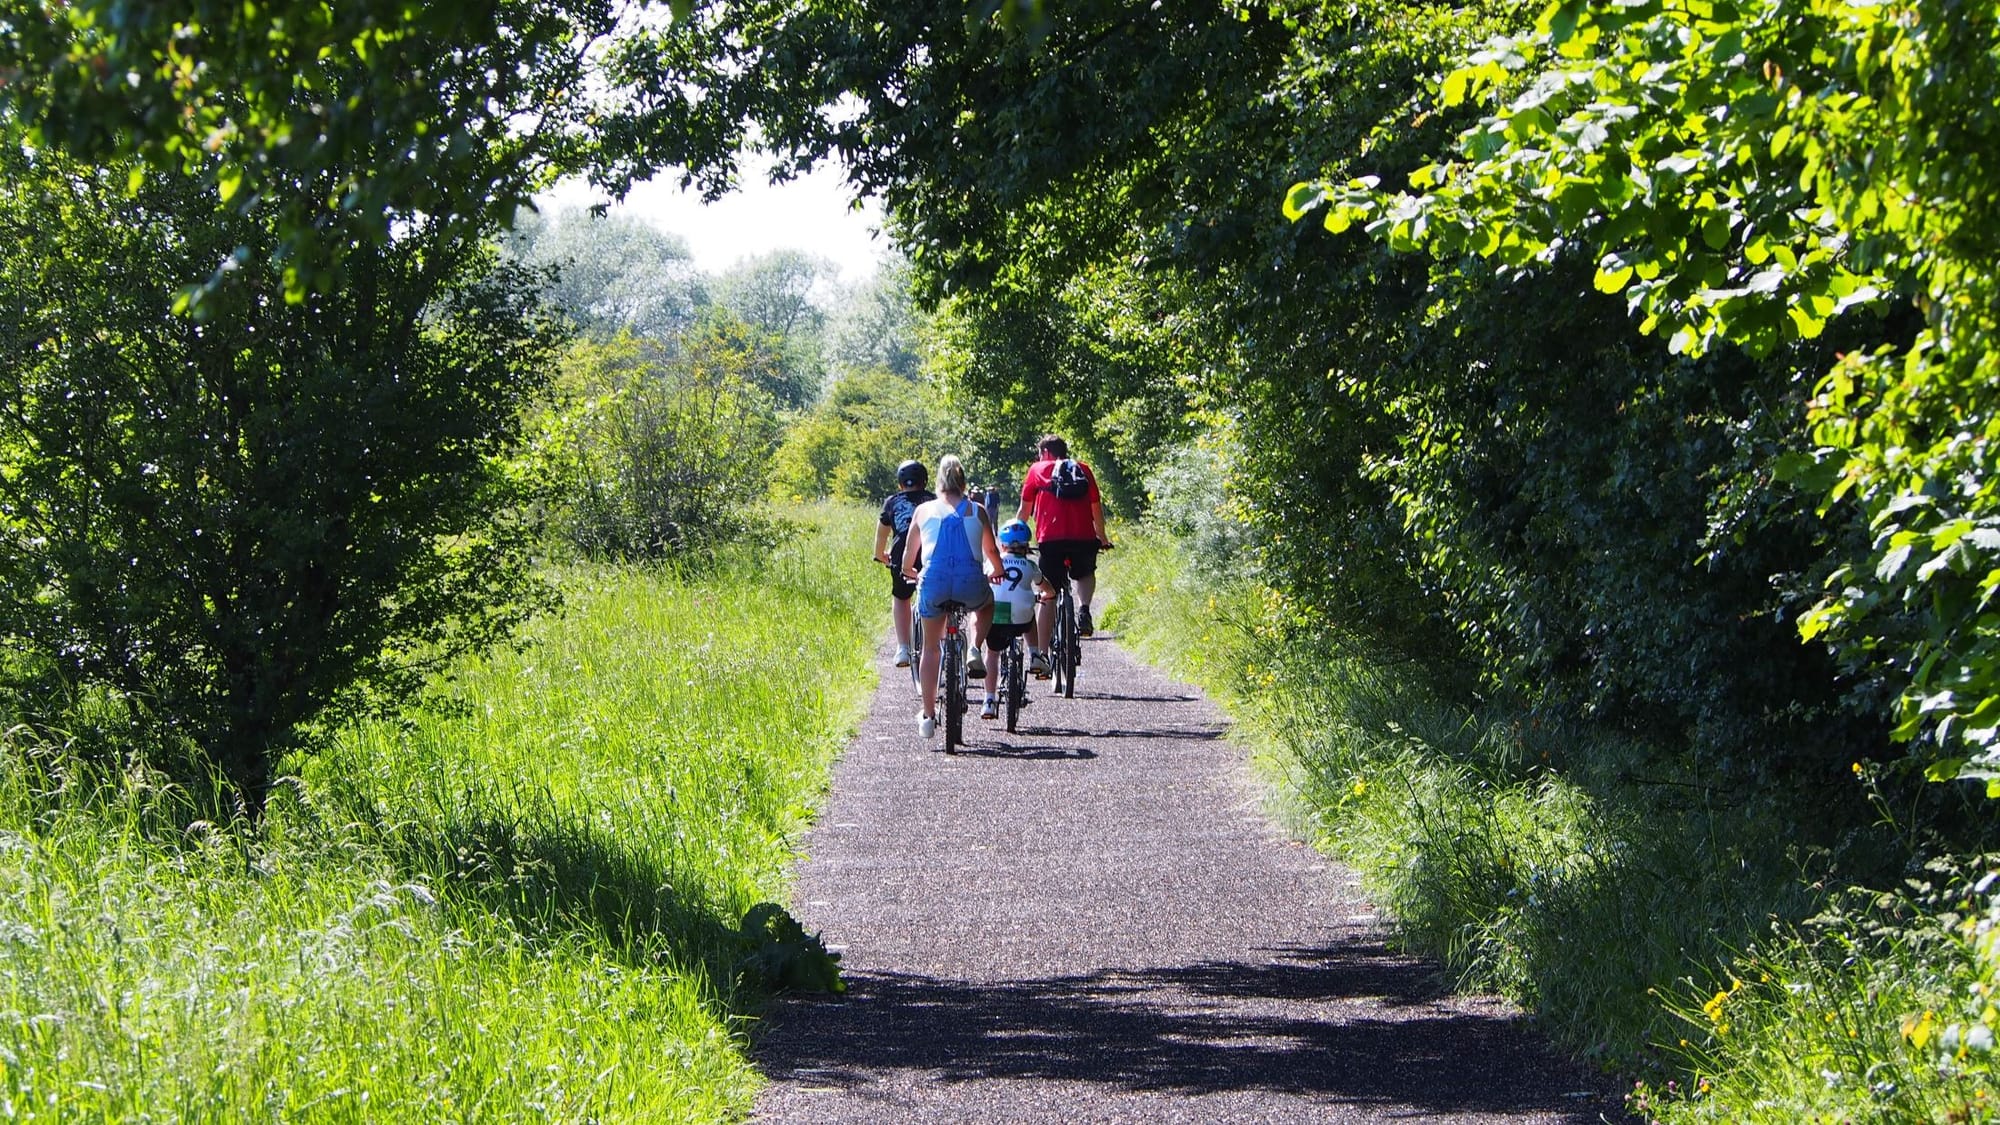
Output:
[937, 454, 968, 495]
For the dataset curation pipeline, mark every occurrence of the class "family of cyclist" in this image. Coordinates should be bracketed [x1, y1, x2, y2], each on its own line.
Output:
[876, 436, 1113, 740]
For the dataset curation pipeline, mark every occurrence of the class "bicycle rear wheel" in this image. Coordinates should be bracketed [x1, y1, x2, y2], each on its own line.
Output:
[1005, 640, 1024, 732]
[1059, 591, 1078, 699]
[1056, 620, 1072, 692]
[943, 630, 965, 752]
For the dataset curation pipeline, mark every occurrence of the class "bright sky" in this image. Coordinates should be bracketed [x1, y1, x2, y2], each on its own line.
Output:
[541, 158, 891, 285]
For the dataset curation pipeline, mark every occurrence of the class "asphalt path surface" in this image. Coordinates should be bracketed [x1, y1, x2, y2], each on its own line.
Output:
[752, 628, 1630, 1123]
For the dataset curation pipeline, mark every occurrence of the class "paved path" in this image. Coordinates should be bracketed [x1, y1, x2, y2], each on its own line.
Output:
[752, 631, 1628, 1123]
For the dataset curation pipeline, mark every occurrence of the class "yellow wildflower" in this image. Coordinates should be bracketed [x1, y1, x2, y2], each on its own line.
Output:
[1703, 991, 1729, 1022]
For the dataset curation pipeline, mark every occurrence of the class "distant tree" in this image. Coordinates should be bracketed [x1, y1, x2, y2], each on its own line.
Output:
[712, 250, 832, 338]
[0, 148, 566, 813]
[711, 250, 836, 408]
[825, 256, 923, 381]
[504, 206, 705, 340]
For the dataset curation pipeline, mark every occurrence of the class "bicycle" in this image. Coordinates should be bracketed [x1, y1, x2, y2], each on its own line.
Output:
[1002, 631, 1028, 732]
[1041, 540, 1109, 700]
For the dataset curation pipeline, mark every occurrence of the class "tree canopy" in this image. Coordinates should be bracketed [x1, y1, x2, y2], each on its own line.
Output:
[0, 0, 630, 303]
[8, 0, 1989, 802]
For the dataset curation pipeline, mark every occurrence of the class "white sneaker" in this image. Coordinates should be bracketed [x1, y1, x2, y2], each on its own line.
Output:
[917, 714, 936, 739]
[1030, 651, 1051, 679]
[980, 698, 998, 720]
[894, 645, 912, 668]
[966, 650, 986, 679]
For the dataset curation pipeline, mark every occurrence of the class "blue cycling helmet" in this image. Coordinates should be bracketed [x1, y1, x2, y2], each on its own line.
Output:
[998, 519, 1032, 548]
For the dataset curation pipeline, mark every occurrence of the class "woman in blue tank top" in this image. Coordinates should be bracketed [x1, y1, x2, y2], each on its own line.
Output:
[900, 455, 1003, 739]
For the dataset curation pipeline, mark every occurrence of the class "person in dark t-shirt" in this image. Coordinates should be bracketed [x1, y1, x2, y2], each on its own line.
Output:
[875, 459, 937, 667]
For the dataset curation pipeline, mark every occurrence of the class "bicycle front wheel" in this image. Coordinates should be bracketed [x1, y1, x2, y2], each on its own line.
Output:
[1005, 641, 1024, 732]
[1060, 595, 1078, 699]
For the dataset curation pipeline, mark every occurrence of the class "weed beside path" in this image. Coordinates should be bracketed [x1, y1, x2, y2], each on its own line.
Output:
[754, 630, 1627, 1122]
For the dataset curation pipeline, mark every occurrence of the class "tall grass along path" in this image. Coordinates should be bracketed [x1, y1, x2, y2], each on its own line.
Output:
[753, 630, 1632, 1122]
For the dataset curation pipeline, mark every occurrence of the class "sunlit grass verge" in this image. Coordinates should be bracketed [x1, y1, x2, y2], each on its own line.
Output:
[0, 502, 880, 1122]
[1100, 530, 1941, 1108]
[1625, 864, 2000, 1123]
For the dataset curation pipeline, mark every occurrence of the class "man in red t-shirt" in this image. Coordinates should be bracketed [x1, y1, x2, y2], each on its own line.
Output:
[1016, 434, 1112, 636]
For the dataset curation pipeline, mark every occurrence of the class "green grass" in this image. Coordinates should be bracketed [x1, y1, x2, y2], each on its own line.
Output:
[0, 502, 882, 1122]
[1102, 529, 1989, 1118]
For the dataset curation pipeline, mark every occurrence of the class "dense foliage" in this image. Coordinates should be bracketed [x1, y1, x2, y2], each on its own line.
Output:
[1292, 0, 2000, 786]
[0, 0, 620, 302]
[771, 368, 945, 503]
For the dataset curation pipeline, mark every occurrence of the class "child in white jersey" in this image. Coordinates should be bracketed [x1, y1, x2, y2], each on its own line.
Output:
[981, 519, 1054, 719]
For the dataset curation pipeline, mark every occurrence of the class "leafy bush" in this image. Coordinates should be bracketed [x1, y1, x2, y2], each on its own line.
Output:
[1636, 863, 2000, 1123]
[0, 150, 564, 813]
[1296, 0, 2000, 787]
[1140, 436, 1256, 582]
[540, 330, 780, 560]
[769, 368, 945, 503]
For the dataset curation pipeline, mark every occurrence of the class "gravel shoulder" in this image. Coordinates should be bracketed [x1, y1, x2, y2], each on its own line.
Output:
[751, 629, 1630, 1123]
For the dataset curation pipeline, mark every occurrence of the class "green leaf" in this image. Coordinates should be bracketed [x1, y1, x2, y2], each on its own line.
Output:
[1282, 182, 1324, 222]
[1701, 212, 1730, 249]
[1926, 757, 1967, 783]
[1878, 543, 1913, 581]
[1442, 67, 1472, 108]
[1594, 260, 1634, 293]
[1539, 0, 1581, 44]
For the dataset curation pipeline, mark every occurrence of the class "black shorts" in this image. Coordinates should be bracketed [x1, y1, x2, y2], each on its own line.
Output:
[1037, 540, 1099, 590]
[986, 622, 1032, 652]
[887, 561, 917, 600]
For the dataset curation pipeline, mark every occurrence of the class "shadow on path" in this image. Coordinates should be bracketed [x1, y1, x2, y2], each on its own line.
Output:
[759, 941, 1618, 1121]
